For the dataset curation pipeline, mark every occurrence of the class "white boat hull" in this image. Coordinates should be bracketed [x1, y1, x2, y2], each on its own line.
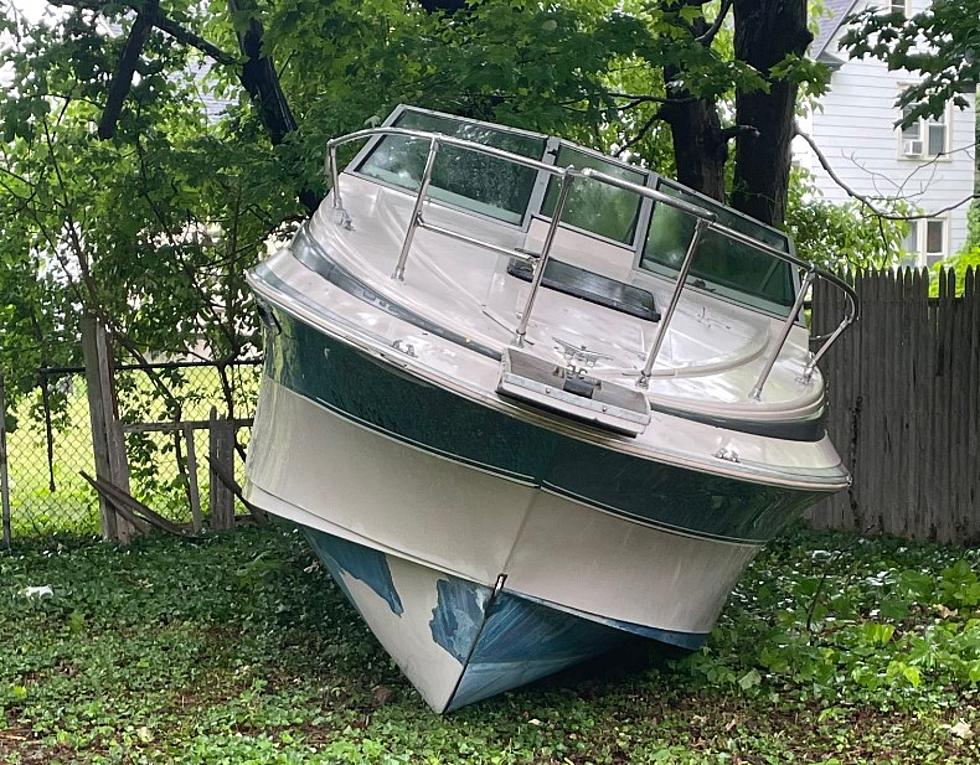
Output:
[246, 373, 779, 710]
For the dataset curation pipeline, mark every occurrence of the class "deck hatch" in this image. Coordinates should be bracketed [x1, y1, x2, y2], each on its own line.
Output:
[496, 347, 651, 437]
[507, 258, 660, 322]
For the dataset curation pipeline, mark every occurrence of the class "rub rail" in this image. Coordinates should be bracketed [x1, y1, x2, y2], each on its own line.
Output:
[324, 127, 858, 399]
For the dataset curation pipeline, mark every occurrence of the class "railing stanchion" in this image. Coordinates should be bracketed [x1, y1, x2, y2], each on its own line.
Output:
[805, 316, 849, 379]
[328, 144, 341, 208]
[393, 138, 440, 280]
[514, 168, 575, 345]
[637, 218, 709, 388]
[320, 126, 859, 387]
[326, 143, 352, 229]
[748, 268, 817, 400]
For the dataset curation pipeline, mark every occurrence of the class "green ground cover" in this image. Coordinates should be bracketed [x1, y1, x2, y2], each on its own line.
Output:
[3, 525, 980, 764]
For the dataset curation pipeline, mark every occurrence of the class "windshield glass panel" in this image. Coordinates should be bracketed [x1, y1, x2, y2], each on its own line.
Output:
[357, 110, 546, 224]
[641, 181, 796, 313]
[540, 146, 645, 244]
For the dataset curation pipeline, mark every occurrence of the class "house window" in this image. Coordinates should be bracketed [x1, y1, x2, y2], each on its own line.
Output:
[900, 218, 948, 267]
[900, 97, 948, 159]
[889, 0, 909, 16]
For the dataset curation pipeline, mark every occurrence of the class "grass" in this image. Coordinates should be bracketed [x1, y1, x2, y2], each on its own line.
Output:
[3, 524, 980, 763]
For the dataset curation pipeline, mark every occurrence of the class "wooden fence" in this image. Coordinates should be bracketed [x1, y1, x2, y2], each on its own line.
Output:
[807, 266, 979, 544]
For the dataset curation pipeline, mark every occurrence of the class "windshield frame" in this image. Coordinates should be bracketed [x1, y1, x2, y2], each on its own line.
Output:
[345, 104, 802, 321]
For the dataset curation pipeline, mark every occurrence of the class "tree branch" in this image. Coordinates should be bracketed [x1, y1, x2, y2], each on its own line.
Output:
[98, 0, 159, 139]
[613, 108, 665, 157]
[796, 125, 980, 220]
[418, 0, 468, 11]
[719, 123, 759, 142]
[153, 14, 237, 65]
[50, 0, 237, 66]
[695, 0, 733, 45]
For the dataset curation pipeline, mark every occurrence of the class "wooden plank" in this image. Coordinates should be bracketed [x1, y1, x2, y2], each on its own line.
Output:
[122, 418, 253, 434]
[1, 374, 11, 550]
[933, 268, 956, 542]
[913, 267, 930, 541]
[80, 471, 190, 537]
[81, 315, 120, 542]
[964, 268, 979, 542]
[881, 270, 900, 537]
[208, 454, 269, 525]
[898, 268, 915, 539]
[183, 424, 203, 535]
[966, 268, 980, 542]
[208, 407, 235, 530]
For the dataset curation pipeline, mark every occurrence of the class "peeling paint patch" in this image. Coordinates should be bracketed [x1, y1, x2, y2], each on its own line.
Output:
[429, 577, 489, 663]
[305, 529, 403, 615]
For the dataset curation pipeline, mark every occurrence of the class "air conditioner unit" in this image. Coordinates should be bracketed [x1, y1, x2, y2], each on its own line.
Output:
[903, 139, 923, 156]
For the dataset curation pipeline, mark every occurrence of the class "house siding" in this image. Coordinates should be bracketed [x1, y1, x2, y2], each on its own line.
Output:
[795, 0, 977, 256]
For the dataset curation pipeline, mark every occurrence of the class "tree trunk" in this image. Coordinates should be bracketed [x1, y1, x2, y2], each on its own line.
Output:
[228, 0, 320, 213]
[731, 0, 811, 226]
[660, 95, 728, 202]
[660, 8, 728, 204]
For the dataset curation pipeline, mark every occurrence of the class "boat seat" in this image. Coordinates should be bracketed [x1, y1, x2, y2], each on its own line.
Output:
[506, 258, 661, 322]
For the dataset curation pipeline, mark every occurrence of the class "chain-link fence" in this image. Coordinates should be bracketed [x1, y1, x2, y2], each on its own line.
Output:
[2, 360, 262, 540]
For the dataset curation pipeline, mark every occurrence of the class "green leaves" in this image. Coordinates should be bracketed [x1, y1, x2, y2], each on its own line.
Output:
[5, 526, 980, 762]
[839, 0, 980, 126]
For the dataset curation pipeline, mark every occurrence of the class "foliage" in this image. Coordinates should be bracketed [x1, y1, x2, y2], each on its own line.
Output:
[929, 249, 980, 297]
[839, 0, 980, 126]
[0, 2, 296, 415]
[963, 201, 980, 254]
[3, 525, 980, 763]
[0, 0, 836, 415]
[786, 170, 908, 271]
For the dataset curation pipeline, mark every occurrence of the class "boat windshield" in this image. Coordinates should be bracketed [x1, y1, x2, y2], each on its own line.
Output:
[640, 180, 796, 314]
[357, 111, 546, 224]
[539, 146, 646, 245]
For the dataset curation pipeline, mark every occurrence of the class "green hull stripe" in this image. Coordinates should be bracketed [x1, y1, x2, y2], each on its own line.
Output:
[262, 308, 824, 543]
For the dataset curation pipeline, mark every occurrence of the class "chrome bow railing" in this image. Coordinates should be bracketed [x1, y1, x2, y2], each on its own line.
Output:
[324, 128, 859, 400]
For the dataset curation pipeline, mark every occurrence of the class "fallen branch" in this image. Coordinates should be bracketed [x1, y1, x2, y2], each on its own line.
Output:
[81, 471, 190, 537]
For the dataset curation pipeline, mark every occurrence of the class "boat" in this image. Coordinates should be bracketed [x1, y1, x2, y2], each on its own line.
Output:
[244, 105, 858, 712]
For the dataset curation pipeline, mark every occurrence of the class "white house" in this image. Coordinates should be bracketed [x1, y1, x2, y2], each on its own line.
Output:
[794, 0, 977, 267]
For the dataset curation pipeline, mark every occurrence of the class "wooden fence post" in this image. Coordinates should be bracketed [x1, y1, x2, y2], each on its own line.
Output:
[81, 315, 137, 544]
[1, 374, 12, 550]
[208, 406, 235, 530]
[182, 423, 203, 534]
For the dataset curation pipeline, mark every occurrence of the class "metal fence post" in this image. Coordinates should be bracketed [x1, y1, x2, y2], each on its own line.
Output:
[1, 374, 11, 550]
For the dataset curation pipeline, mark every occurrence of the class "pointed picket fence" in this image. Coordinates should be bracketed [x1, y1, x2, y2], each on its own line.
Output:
[808, 266, 980, 544]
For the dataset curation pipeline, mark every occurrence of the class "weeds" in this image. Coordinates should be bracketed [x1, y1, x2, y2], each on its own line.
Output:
[2, 525, 979, 763]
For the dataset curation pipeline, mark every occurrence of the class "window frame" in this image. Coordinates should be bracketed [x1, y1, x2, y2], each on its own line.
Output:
[533, 141, 655, 251]
[348, 104, 555, 229]
[634, 178, 803, 320]
[897, 87, 951, 160]
[344, 104, 803, 321]
[888, 0, 910, 17]
[900, 215, 949, 267]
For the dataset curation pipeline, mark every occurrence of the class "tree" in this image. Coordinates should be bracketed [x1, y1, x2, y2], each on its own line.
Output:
[0, 0, 833, 411]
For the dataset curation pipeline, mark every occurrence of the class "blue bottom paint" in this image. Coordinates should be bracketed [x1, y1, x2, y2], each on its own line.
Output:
[304, 528, 404, 615]
[446, 589, 630, 710]
[298, 524, 704, 711]
[429, 578, 490, 663]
